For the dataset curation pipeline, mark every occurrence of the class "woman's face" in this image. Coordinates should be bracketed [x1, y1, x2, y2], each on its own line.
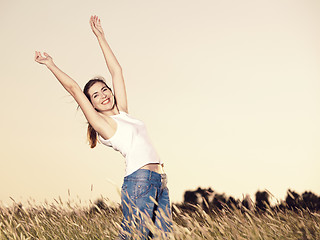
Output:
[88, 82, 115, 112]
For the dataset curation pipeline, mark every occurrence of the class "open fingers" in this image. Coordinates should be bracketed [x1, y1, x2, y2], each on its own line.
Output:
[89, 15, 103, 33]
[90, 15, 94, 24]
[35, 51, 47, 62]
[93, 15, 100, 26]
[93, 15, 97, 26]
[38, 51, 43, 58]
[90, 15, 95, 23]
[35, 51, 41, 60]
[90, 15, 96, 29]
[35, 51, 42, 62]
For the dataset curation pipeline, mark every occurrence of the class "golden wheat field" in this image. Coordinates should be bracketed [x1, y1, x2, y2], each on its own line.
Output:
[1, 197, 319, 240]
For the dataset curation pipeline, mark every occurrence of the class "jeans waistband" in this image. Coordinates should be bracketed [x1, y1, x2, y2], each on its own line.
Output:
[124, 169, 167, 183]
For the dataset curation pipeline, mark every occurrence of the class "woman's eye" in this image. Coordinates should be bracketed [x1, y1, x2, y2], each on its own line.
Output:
[103, 88, 108, 91]
[93, 95, 97, 98]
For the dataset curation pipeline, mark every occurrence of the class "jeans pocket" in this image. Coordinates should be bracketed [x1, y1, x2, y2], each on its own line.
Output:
[121, 183, 131, 203]
[134, 181, 153, 199]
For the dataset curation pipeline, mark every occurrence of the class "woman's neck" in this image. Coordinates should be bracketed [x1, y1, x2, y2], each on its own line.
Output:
[100, 106, 119, 117]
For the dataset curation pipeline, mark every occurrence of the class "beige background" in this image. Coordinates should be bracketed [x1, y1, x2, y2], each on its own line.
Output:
[1, 0, 319, 206]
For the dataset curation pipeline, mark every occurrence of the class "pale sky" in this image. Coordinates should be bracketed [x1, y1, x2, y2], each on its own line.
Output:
[1, 0, 319, 207]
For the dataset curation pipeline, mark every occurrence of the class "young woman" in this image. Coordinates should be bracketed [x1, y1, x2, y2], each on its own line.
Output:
[35, 15, 173, 239]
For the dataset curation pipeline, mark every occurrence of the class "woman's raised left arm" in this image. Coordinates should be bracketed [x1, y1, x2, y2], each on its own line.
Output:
[90, 15, 128, 113]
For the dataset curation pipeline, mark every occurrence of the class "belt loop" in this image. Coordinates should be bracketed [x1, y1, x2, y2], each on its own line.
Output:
[149, 170, 151, 181]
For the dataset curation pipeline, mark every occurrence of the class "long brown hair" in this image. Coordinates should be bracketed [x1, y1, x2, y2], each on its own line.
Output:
[77, 77, 115, 148]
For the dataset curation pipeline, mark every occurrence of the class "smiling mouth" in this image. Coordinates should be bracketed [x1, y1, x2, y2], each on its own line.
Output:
[101, 98, 110, 104]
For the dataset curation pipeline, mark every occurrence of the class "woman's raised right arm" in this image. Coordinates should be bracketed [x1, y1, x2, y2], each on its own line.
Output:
[34, 51, 113, 140]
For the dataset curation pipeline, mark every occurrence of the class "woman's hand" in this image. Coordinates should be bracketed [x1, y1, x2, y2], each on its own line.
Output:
[90, 15, 105, 39]
[34, 51, 54, 67]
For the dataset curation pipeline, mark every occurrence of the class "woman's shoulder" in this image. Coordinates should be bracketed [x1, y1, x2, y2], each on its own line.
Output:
[119, 110, 128, 115]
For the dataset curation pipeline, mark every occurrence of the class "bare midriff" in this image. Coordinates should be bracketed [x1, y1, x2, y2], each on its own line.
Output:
[140, 163, 165, 174]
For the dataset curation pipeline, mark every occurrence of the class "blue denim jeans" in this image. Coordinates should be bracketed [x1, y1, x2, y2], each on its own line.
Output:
[119, 169, 173, 239]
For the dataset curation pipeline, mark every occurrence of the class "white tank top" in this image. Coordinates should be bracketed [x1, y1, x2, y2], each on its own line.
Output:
[98, 111, 163, 176]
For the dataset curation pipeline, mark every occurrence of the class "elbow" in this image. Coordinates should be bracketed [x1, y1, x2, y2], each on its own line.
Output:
[69, 84, 81, 96]
[111, 66, 123, 76]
